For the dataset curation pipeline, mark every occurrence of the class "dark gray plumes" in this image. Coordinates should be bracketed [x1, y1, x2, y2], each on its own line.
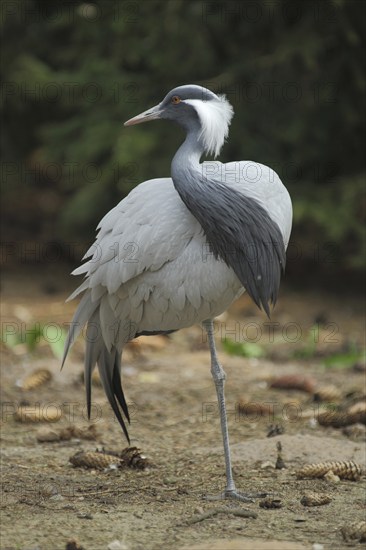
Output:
[84, 309, 131, 442]
[172, 169, 286, 317]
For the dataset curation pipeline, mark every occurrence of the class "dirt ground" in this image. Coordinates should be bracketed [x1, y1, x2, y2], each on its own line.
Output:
[1, 266, 365, 550]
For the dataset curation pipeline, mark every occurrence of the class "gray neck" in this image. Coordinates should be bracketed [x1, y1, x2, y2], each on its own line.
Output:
[171, 127, 205, 186]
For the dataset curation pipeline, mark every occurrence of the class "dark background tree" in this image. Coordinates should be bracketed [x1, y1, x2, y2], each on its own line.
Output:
[1, 0, 365, 286]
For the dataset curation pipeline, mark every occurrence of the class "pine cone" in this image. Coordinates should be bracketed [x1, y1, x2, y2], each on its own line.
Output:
[296, 460, 362, 481]
[341, 521, 366, 542]
[21, 368, 52, 391]
[15, 405, 61, 423]
[69, 447, 151, 470]
[36, 427, 60, 442]
[270, 375, 315, 393]
[300, 491, 331, 506]
[347, 401, 366, 416]
[69, 450, 122, 470]
[313, 385, 342, 403]
[60, 424, 98, 441]
[259, 498, 282, 509]
[317, 410, 366, 427]
[238, 399, 274, 417]
[109, 446, 150, 470]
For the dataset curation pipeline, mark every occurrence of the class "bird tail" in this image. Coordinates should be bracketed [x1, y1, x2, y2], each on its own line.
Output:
[62, 291, 131, 443]
[95, 337, 131, 444]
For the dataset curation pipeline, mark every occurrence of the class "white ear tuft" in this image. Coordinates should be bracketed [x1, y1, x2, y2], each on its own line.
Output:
[183, 95, 234, 157]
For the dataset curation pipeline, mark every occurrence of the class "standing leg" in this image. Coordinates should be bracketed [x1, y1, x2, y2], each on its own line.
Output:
[203, 319, 266, 502]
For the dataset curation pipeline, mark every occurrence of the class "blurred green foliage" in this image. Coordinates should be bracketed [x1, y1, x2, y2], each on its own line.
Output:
[222, 338, 266, 358]
[1, 0, 365, 276]
[322, 347, 365, 369]
[2, 322, 67, 359]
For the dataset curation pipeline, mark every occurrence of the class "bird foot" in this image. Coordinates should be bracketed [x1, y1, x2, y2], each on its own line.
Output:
[203, 489, 268, 503]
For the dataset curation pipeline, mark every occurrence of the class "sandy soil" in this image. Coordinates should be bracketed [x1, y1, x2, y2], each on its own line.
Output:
[1, 267, 365, 550]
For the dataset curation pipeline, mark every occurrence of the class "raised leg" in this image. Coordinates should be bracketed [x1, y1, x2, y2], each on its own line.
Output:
[203, 319, 267, 503]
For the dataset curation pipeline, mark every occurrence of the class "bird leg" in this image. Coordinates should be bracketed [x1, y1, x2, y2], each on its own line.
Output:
[202, 320, 267, 503]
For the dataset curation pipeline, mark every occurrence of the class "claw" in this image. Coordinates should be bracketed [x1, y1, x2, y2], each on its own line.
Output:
[203, 490, 268, 503]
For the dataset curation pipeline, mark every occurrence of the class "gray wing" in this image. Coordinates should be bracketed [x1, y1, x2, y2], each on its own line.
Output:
[62, 178, 203, 440]
[71, 178, 201, 296]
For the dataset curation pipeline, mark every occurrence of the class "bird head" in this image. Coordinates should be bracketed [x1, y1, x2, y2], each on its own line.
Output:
[124, 85, 234, 158]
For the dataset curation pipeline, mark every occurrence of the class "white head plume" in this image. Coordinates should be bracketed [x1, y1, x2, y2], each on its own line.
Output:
[183, 94, 234, 158]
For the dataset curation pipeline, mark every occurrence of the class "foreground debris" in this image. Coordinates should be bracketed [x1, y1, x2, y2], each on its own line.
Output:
[180, 506, 257, 525]
[341, 521, 366, 542]
[275, 441, 286, 469]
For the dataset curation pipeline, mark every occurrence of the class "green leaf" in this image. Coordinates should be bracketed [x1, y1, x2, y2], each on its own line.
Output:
[222, 339, 265, 358]
[323, 350, 365, 369]
[48, 329, 67, 360]
[23, 325, 43, 352]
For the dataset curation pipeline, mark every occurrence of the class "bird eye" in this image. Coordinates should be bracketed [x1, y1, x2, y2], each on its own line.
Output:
[171, 96, 181, 104]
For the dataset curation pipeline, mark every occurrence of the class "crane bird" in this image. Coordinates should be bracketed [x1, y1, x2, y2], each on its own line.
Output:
[63, 85, 292, 502]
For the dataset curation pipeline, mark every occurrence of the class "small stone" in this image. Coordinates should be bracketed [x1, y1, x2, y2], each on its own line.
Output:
[36, 426, 60, 442]
[341, 520, 366, 542]
[163, 476, 177, 484]
[342, 423, 366, 440]
[108, 541, 128, 550]
[267, 424, 285, 437]
[260, 461, 275, 469]
[77, 513, 93, 520]
[323, 470, 340, 483]
[49, 494, 64, 501]
[66, 540, 85, 550]
[312, 544, 324, 550]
